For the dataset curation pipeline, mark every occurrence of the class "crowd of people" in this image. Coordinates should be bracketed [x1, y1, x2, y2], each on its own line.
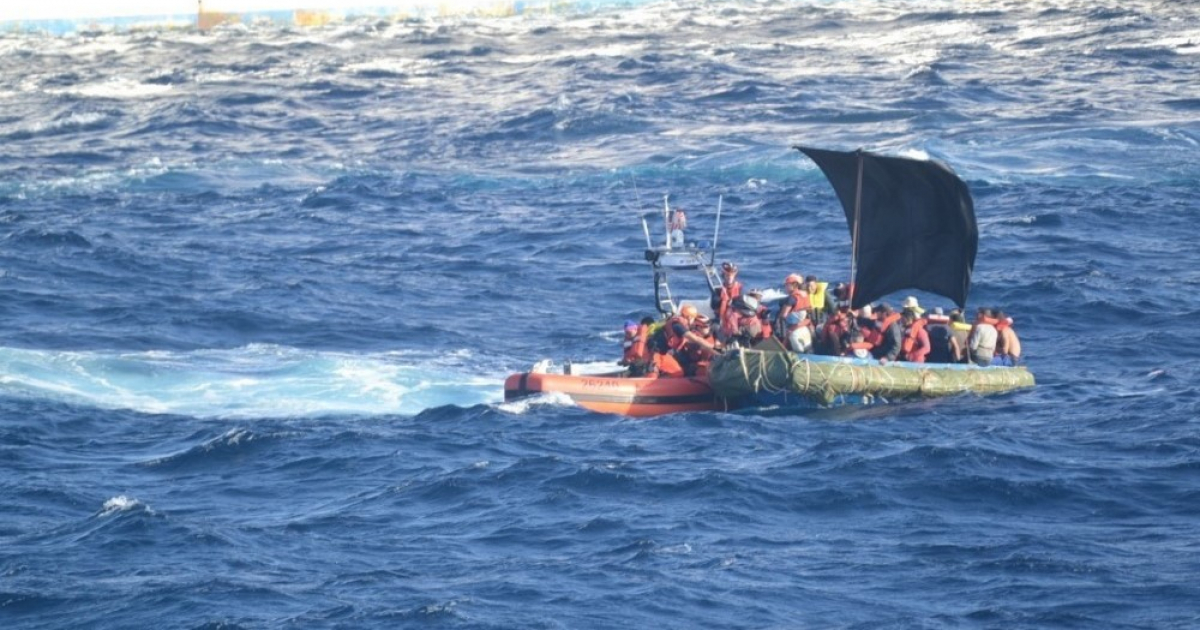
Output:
[620, 261, 1023, 378]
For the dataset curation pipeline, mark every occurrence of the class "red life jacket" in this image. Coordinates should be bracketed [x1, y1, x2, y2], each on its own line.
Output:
[719, 310, 740, 342]
[683, 332, 716, 365]
[717, 282, 743, 323]
[737, 314, 764, 342]
[819, 318, 848, 355]
[862, 324, 882, 347]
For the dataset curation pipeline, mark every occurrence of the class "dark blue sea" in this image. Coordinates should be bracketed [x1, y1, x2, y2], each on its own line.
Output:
[3, 0, 1199, 627]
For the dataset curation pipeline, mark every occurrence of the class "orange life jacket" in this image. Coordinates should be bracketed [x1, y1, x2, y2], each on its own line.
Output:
[786, 288, 811, 313]
[663, 315, 689, 351]
[625, 323, 651, 365]
[682, 331, 716, 364]
[901, 318, 928, 356]
[717, 282, 743, 323]
[865, 312, 900, 346]
[622, 333, 640, 364]
[845, 341, 873, 359]
[653, 351, 684, 378]
[879, 312, 902, 333]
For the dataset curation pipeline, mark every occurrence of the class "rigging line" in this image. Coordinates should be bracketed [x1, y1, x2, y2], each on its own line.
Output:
[630, 168, 645, 215]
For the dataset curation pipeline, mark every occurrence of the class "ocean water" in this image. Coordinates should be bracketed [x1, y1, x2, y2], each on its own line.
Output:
[2, 0, 1199, 627]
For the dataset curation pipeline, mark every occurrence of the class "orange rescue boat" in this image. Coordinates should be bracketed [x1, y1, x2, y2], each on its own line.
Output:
[504, 364, 739, 417]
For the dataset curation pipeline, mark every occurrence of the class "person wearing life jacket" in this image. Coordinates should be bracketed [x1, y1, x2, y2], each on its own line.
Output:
[899, 308, 930, 363]
[784, 311, 814, 353]
[776, 274, 810, 336]
[871, 303, 904, 362]
[817, 303, 852, 356]
[621, 316, 657, 376]
[713, 261, 743, 326]
[968, 307, 1000, 366]
[721, 294, 762, 347]
[752, 291, 774, 341]
[668, 207, 687, 248]
[993, 311, 1022, 366]
[683, 315, 721, 376]
[662, 303, 720, 376]
[923, 307, 955, 363]
[843, 330, 874, 360]
[805, 275, 830, 325]
[621, 319, 640, 364]
[947, 309, 971, 362]
[651, 348, 685, 378]
[901, 295, 925, 317]
[855, 304, 880, 347]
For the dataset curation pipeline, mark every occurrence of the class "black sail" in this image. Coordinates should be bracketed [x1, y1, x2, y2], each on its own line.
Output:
[795, 146, 978, 309]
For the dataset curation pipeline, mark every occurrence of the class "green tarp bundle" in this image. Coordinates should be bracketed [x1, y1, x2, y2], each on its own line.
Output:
[708, 348, 1035, 406]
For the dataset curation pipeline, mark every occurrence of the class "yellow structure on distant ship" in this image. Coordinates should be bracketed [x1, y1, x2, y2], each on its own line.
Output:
[1, 0, 625, 34]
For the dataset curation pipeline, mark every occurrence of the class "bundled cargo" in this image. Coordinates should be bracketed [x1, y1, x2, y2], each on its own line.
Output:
[708, 348, 1035, 406]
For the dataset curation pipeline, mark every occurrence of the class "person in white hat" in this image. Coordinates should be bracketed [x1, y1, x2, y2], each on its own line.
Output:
[901, 295, 925, 316]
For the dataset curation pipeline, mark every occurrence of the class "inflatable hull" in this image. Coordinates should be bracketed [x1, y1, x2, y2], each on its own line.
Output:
[504, 371, 738, 417]
[708, 348, 1035, 406]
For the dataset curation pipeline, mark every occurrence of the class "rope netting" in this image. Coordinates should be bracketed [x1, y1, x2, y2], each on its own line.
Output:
[714, 349, 1035, 405]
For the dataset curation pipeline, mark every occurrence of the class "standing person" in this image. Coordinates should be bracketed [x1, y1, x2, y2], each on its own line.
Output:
[948, 309, 971, 363]
[805, 275, 830, 325]
[753, 292, 775, 341]
[968, 307, 999, 366]
[871, 303, 904, 363]
[713, 261, 743, 326]
[668, 207, 687, 247]
[621, 317, 656, 376]
[899, 309, 930, 363]
[725, 294, 767, 347]
[621, 319, 640, 365]
[994, 311, 1022, 366]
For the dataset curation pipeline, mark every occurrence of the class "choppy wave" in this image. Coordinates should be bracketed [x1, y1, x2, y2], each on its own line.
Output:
[2, 0, 1199, 628]
[0, 344, 502, 418]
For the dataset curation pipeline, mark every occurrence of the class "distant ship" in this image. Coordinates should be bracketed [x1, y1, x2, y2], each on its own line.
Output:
[0, 0, 639, 35]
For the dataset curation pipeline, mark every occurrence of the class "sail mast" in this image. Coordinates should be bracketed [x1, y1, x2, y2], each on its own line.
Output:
[849, 148, 864, 304]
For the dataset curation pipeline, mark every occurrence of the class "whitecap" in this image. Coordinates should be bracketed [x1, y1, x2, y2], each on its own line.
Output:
[46, 77, 173, 99]
[99, 495, 145, 516]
